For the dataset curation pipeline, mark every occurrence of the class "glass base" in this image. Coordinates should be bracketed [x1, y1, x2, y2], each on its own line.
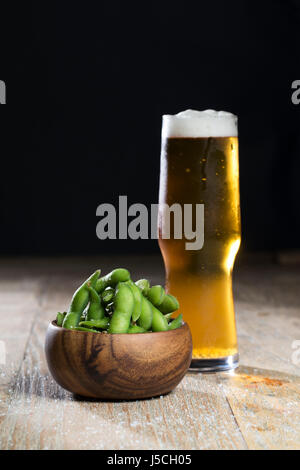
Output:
[189, 353, 239, 373]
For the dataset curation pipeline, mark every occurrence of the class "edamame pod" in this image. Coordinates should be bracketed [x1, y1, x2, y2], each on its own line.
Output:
[95, 268, 130, 293]
[74, 327, 100, 333]
[125, 280, 142, 322]
[63, 270, 101, 329]
[79, 318, 109, 329]
[147, 287, 179, 313]
[151, 305, 169, 332]
[168, 313, 183, 330]
[159, 294, 180, 314]
[137, 296, 153, 331]
[147, 285, 165, 306]
[86, 286, 105, 321]
[56, 312, 66, 327]
[163, 312, 173, 321]
[108, 283, 135, 333]
[127, 325, 147, 333]
[135, 279, 150, 296]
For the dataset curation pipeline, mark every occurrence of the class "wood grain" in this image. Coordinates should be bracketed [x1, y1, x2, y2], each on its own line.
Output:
[0, 255, 300, 450]
[45, 321, 192, 399]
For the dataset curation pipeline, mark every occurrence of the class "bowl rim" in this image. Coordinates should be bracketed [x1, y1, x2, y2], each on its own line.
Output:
[50, 319, 188, 336]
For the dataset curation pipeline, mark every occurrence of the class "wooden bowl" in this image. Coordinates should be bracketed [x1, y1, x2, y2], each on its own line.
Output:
[45, 321, 192, 399]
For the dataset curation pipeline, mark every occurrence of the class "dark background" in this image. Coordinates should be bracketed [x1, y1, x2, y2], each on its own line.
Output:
[1, 0, 300, 256]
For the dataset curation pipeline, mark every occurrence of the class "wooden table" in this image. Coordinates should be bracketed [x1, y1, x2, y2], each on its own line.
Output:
[0, 255, 300, 450]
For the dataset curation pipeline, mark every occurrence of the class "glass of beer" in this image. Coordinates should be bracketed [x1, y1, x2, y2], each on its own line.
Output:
[158, 109, 241, 371]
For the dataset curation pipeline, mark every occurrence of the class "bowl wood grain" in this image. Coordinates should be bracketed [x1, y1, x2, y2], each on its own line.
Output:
[45, 321, 192, 399]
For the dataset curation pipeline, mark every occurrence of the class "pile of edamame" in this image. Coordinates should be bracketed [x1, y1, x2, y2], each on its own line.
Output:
[56, 268, 183, 334]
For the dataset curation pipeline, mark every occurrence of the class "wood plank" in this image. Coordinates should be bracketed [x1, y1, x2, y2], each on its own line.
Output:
[234, 264, 300, 377]
[0, 273, 247, 450]
[1, 256, 300, 450]
[219, 366, 300, 450]
[0, 276, 42, 428]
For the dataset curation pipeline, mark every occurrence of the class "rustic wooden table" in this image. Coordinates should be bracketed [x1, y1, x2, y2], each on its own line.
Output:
[0, 255, 300, 450]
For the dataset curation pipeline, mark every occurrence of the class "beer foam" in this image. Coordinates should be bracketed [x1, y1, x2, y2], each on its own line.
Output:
[162, 109, 238, 138]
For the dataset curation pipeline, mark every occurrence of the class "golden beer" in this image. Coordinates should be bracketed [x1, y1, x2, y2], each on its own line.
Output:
[158, 110, 241, 370]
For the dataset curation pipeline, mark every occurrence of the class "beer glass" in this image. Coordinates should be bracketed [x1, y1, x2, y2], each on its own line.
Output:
[158, 110, 241, 371]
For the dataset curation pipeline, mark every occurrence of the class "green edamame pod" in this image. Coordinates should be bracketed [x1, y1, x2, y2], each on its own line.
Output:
[135, 279, 150, 296]
[164, 312, 173, 321]
[101, 287, 114, 305]
[74, 327, 100, 333]
[159, 294, 180, 314]
[79, 317, 109, 329]
[137, 296, 153, 330]
[147, 285, 165, 306]
[56, 312, 66, 327]
[151, 305, 169, 332]
[125, 280, 142, 322]
[146, 285, 179, 314]
[63, 270, 101, 329]
[108, 283, 135, 333]
[86, 286, 105, 321]
[95, 268, 130, 293]
[62, 314, 82, 330]
[68, 270, 100, 313]
[127, 325, 147, 333]
[168, 313, 183, 330]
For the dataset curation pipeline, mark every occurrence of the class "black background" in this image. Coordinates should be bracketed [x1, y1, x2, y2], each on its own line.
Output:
[1, 0, 300, 256]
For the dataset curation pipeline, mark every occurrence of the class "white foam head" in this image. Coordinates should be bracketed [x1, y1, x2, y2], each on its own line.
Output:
[162, 109, 238, 138]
